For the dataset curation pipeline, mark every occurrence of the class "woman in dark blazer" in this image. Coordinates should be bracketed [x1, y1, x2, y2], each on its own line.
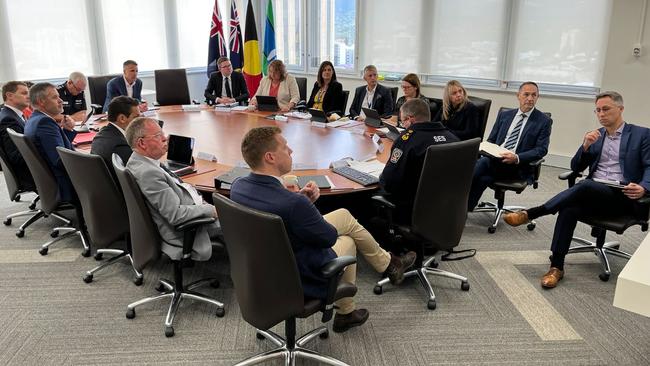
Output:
[389, 73, 430, 125]
[307, 61, 344, 115]
[434, 80, 481, 141]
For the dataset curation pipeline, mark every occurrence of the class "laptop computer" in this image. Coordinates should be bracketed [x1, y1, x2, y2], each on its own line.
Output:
[384, 123, 402, 141]
[362, 107, 383, 127]
[165, 134, 196, 176]
[308, 108, 328, 123]
[257, 95, 279, 112]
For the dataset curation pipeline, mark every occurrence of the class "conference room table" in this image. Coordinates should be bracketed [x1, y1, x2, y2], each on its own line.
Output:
[84, 105, 393, 196]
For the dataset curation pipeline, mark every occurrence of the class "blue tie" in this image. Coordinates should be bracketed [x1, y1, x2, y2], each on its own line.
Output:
[504, 114, 526, 150]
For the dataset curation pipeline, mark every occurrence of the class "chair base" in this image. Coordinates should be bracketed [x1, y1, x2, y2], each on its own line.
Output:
[83, 249, 143, 285]
[39, 226, 90, 257]
[567, 237, 632, 281]
[474, 201, 537, 233]
[235, 322, 347, 366]
[7, 209, 72, 238]
[125, 262, 225, 337]
[374, 256, 469, 310]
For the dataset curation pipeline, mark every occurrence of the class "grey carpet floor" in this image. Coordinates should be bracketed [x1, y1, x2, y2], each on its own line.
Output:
[0, 166, 649, 365]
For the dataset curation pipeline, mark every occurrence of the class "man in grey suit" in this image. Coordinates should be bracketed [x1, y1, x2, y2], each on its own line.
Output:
[124, 117, 218, 261]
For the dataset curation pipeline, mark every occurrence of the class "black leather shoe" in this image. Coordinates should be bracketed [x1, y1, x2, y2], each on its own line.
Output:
[332, 309, 369, 333]
[385, 251, 417, 285]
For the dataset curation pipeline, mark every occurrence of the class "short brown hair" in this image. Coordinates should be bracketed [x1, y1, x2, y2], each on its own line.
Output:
[2, 81, 27, 101]
[402, 73, 421, 97]
[217, 57, 230, 67]
[595, 91, 624, 106]
[241, 126, 282, 169]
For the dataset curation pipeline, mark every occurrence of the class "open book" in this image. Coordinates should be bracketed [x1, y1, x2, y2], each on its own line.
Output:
[479, 141, 512, 158]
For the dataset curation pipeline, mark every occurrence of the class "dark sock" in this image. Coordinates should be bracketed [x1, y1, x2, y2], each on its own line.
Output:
[527, 205, 548, 220]
[550, 253, 565, 270]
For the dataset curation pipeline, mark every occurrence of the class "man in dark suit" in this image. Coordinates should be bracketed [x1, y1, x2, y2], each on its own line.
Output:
[204, 57, 249, 105]
[504, 91, 650, 288]
[230, 126, 415, 333]
[103, 60, 147, 112]
[349, 64, 393, 120]
[91, 96, 140, 169]
[467, 81, 552, 210]
[0, 81, 35, 190]
[24, 82, 77, 203]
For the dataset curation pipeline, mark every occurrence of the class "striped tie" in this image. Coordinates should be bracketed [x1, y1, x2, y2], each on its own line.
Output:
[504, 114, 526, 150]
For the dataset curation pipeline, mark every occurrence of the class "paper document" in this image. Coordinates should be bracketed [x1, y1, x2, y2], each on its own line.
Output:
[348, 159, 386, 178]
[231, 106, 248, 111]
[182, 104, 202, 111]
[593, 178, 626, 189]
[479, 141, 511, 158]
[376, 126, 405, 134]
[326, 118, 352, 128]
[216, 102, 238, 107]
[284, 111, 312, 119]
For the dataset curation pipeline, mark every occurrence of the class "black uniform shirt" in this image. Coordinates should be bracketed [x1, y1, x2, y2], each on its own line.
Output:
[57, 82, 86, 115]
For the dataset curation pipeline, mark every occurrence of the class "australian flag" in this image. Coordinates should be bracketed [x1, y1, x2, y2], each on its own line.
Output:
[207, 0, 227, 76]
[229, 1, 244, 71]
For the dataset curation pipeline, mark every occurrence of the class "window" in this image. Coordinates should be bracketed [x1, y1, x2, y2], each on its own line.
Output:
[6, 0, 93, 80]
[308, 0, 356, 71]
[274, 0, 304, 69]
[507, 0, 611, 87]
[176, 0, 217, 69]
[100, 0, 168, 73]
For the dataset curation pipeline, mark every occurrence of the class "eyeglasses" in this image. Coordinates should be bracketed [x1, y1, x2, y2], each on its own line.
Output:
[138, 131, 164, 140]
[69, 81, 85, 93]
[401, 84, 414, 90]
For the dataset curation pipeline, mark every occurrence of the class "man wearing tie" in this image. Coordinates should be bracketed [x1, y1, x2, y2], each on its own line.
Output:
[467, 81, 552, 211]
[124, 117, 220, 261]
[0, 81, 35, 190]
[204, 57, 249, 105]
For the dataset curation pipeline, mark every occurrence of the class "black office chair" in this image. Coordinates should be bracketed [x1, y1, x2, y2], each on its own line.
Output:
[389, 87, 398, 105]
[426, 97, 441, 119]
[340, 90, 350, 115]
[468, 95, 492, 140]
[154, 68, 191, 106]
[557, 171, 650, 281]
[7, 130, 88, 256]
[373, 139, 479, 309]
[112, 154, 225, 337]
[57, 148, 142, 285]
[474, 107, 552, 233]
[0, 143, 43, 236]
[295, 76, 307, 102]
[88, 74, 119, 113]
[213, 193, 356, 366]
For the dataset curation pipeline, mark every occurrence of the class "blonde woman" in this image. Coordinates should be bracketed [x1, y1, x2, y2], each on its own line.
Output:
[435, 80, 481, 140]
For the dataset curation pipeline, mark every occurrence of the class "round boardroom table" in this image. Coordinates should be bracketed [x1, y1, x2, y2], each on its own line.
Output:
[142, 106, 393, 195]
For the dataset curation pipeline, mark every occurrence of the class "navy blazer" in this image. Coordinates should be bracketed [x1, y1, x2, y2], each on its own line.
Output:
[349, 83, 393, 118]
[24, 110, 77, 202]
[103, 76, 143, 112]
[230, 173, 338, 299]
[571, 123, 650, 191]
[306, 80, 345, 114]
[0, 106, 34, 190]
[204, 71, 249, 104]
[90, 123, 133, 175]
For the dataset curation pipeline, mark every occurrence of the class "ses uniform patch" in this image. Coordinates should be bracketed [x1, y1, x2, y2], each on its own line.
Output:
[390, 148, 403, 163]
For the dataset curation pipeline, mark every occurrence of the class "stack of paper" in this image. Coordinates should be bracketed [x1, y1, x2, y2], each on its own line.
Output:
[479, 141, 511, 158]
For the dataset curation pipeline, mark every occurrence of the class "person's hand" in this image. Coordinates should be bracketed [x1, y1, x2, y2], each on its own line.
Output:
[138, 101, 148, 112]
[300, 181, 320, 202]
[61, 115, 75, 131]
[217, 97, 236, 104]
[355, 115, 366, 122]
[500, 151, 518, 164]
[280, 105, 291, 113]
[623, 182, 646, 200]
[583, 130, 601, 151]
[211, 206, 219, 218]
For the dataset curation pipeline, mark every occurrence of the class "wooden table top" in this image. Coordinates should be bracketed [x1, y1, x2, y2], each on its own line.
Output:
[83, 105, 392, 195]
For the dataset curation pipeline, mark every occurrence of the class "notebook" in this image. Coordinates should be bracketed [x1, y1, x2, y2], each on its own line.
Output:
[297, 175, 332, 189]
[214, 167, 251, 187]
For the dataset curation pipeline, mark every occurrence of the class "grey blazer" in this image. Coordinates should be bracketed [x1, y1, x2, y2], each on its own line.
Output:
[126, 152, 213, 261]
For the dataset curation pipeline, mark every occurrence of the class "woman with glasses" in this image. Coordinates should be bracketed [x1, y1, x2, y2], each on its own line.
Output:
[389, 73, 430, 125]
[249, 60, 300, 112]
[434, 80, 481, 141]
[307, 61, 345, 115]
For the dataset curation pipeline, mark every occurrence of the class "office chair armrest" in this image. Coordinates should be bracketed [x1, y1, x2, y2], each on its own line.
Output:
[638, 196, 650, 204]
[321, 255, 356, 278]
[371, 195, 396, 209]
[558, 170, 583, 187]
[529, 158, 545, 167]
[176, 217, 216, 232]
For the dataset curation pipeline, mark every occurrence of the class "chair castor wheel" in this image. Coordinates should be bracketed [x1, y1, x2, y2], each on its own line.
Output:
[155, 282, 166, 292]
[4, 218, 11, 225]
[39, 247, 48, 255]
[461, 281, 470, 291]
[429, 259, 439, 269]
[126, 308, 135, 319]
[527, 222, 536, 231]
[599, 273, 610, 282]
[488, 226, 496, 234]
[165, 326, 174, 337]
[319, 329, 329, 339]
[210, 279, 220, 288]
[216, 307, 225, 317]
[50, 230, 59, 238]
[16, 229, 24, 238]
[15, 194, 21, 202]
[133, 276, 144, 286]
[83, 273, 93, 283]
[94, 252, 103, 260]
[29, 202, 37, 210]
[373, 285, 383, 295]
[82, 248, 91, 257]
[256, 332, 265, 340]
[427, 299, 437, 310]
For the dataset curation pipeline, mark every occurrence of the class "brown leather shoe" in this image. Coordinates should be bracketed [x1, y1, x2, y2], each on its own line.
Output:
[333, 309, 369, 333]
[385, 251, 417, 285]
[541, 267, 564, 288]
[503, 211, 529, 227]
